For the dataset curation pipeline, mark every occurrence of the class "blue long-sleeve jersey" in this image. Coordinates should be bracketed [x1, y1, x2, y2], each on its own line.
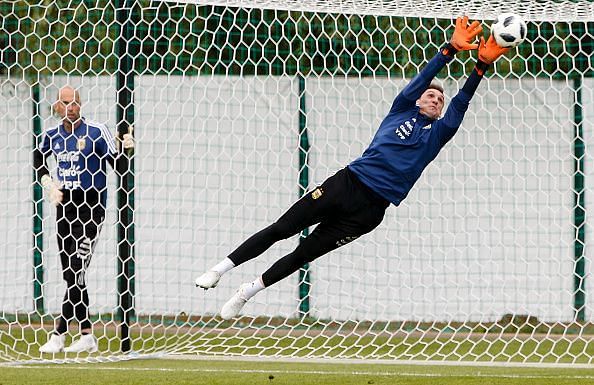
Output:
[348, 49, 480, 206]
[37, 118, 117, 205]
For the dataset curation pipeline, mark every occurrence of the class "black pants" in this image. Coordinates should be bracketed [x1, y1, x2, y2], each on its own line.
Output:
[227, 167, 389, 287]
[55, 190, 105, 334]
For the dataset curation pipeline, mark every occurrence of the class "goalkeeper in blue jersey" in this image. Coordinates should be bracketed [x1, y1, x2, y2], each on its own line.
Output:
[34, 86, 134, 354]
[195, 17, 510, 320]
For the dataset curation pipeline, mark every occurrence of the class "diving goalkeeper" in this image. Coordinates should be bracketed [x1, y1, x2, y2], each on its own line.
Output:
[195, 17, 509, 320]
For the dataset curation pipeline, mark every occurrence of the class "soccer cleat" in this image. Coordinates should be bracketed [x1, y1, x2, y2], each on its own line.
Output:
[39, 334, 65, 354]
[220, 283, 250, 320]
[64, 334, 98, 353]
[195, 270, 221, 290]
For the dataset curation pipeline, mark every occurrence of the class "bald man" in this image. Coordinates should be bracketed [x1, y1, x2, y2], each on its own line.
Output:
[34, 86, 133, 354]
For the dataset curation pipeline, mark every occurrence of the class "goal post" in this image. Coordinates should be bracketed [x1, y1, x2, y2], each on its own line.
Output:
[115, 0, 136, 353]
[1, 0, 594, 364]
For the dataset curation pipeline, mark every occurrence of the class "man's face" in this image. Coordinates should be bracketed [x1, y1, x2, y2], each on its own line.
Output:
[417, 88, 444, 120]
[54, 87, 81, 124]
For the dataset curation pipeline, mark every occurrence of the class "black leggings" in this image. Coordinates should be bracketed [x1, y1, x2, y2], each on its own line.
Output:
[227, 167, 389, 287]
[55, 190, 104, 334]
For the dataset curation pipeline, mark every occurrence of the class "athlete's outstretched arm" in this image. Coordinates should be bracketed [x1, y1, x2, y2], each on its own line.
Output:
[390, 16, 483, 113]
[437, 35, 510, 145]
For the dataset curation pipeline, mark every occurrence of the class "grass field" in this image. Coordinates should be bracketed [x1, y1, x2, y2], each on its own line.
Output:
[4, 323, 594, 384]
[2, 358, 594, 385]
[4, 323, 594, 364]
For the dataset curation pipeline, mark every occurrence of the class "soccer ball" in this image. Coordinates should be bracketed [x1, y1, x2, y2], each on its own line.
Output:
[490, 13, 527, 48]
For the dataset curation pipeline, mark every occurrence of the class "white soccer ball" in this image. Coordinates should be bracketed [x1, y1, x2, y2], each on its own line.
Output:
[490, 13, 527, 48]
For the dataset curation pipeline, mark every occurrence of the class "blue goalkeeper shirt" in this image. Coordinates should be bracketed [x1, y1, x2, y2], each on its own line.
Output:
[348, 50, 475, 206]
[39, 118, 117, 204]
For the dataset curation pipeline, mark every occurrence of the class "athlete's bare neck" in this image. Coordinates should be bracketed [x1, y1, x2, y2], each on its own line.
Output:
[63, 119, 83, 133]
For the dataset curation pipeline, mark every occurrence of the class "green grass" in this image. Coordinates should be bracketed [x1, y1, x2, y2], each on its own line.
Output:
[3, 324, 594, 384]
[3, 325, 594, 364]
[2, 358, 594, 385]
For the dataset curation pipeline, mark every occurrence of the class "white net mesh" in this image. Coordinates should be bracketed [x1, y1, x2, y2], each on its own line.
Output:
[1, 1, 594, 363]
[172, 0, 594, 21]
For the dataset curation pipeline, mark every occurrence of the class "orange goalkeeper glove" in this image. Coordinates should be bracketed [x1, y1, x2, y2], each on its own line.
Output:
[478, 35, 510, 64]
[474, 35, 511, 75]
[449, 16, 483, 51]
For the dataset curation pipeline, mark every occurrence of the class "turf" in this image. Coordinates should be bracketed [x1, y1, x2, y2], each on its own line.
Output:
[2, 358, 594, 385]
[3, 325, 594, 364]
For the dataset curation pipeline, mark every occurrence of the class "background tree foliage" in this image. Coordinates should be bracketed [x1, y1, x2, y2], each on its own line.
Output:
[1, 1, 592, 79]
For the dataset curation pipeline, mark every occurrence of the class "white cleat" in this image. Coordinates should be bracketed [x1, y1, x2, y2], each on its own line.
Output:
[220, 284, 250, 320]
[39, 334, 65, 354]
[195, 270, 221, 290]
[64, 334, 98, 353]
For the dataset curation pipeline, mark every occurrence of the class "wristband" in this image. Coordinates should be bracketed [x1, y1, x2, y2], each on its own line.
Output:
[441, 43, 458, 58]
[475, 60, 490, 76]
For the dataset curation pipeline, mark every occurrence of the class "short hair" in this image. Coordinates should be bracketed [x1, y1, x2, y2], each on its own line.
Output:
[426, 82, 444, 94]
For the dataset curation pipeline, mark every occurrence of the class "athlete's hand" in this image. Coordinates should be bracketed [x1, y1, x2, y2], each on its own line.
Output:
[450, 16, 483, 51]
[41, 174, 63, 206]
[478, 35, 510, 64]
[121, 125, 134, 150]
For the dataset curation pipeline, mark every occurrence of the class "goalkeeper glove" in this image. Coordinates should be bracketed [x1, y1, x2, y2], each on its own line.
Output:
[449, 16, 483, 52]
[121, 125, 135, 151]
[478, 35, 510, 64]
[40, 174, 63, 206]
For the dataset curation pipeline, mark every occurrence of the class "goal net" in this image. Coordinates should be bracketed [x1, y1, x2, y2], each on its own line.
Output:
[1, 0, 594, 364]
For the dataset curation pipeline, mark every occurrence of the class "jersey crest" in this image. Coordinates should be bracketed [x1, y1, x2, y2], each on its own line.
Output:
[77, 137, 86, 150]
[311, 188, 323, 200]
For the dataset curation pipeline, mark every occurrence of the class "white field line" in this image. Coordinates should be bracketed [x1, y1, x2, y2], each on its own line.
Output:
[2, 364, 594, 380]
[3, 353, 594, 369]
[166, 354, 594, 369]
